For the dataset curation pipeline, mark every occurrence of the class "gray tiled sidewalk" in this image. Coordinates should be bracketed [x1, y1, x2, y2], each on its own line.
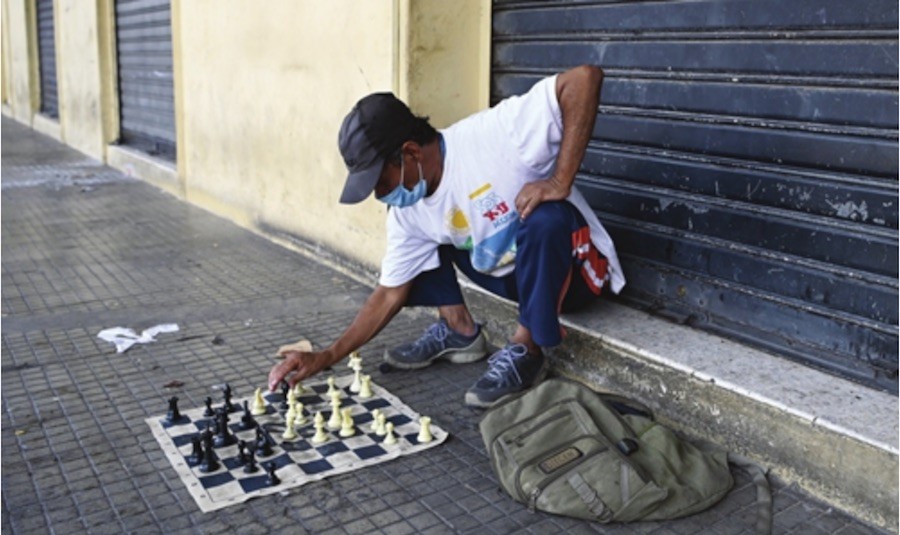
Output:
[1, 116, 888, 534]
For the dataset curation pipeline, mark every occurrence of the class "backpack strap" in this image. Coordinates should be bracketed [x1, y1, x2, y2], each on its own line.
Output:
[598, 393, 655, 420]
[566, 472, 614, 522]
[728, 453, 773, 535]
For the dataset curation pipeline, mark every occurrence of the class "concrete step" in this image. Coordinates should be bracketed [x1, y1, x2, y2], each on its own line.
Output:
[461, 283, 898, 533]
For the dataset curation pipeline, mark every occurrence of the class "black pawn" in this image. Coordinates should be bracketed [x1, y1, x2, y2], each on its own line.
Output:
[240, 400, 257, 430]
[165, 396, 186, 424]
[199, 426, 219, 473]
[213, 409, 236, 447]
[264, 461, 280, 486]
[189, 435, 203, 465]
[203, 396, 214, 417]
[223, 383, 236, 413]
[255, 427, 273, 457]
[243, 449, 258, 474]
[236, 440, 248, 465]
[279, 381, 290, 410]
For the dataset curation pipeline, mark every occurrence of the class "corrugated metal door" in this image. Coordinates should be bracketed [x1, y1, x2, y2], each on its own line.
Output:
[114, 0, 176, 160]
[492, 0, 899, 392]
[36, 0, 58, 118]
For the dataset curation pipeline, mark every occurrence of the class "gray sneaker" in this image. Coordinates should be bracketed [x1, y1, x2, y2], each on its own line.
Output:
[464, 343, 548, 408]
[384, 319, 488, 370]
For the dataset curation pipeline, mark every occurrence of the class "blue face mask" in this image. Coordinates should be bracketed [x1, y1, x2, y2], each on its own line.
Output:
[378, 160, 426, 208]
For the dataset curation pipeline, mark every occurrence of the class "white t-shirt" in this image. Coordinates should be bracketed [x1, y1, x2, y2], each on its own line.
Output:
[379, 75, 626, 294]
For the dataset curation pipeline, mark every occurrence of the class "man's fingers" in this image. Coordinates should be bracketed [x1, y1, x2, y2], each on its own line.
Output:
[268, 357, 296, 391]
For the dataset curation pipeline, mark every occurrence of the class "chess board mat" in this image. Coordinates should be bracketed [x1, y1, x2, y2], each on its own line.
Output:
[146, 374, 448, 512]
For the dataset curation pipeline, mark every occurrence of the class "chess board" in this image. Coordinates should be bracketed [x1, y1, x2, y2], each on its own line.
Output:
[146, 374, 447, 512]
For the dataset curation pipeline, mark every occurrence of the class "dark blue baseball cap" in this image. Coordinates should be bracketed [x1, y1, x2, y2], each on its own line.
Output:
[338, 92, 417, 204]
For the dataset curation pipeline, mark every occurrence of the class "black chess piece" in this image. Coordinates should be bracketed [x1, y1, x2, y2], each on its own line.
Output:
[203, 396, 214, 417]
[199, 425, 220, 473]
[164, 396, 187, 424]
[279, 381, 290, 410]
[240, 400, 257, 430]
[264, 461, 280, 486]
[189, 435, 203, 465]
[255, 427, 273, 457]
[243, 449, 258, 474]
[223, 383, 236, 413]
[213, 408, 236, 447]
[236, 440, 248, 465]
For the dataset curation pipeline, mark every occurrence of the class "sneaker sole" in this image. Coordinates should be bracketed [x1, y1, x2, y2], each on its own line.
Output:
[383, 334, 488, 370]
[463, 359, 549, 409]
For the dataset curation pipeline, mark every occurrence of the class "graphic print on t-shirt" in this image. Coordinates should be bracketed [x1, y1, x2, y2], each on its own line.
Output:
[445, 208, 473, 250]
[466, 183, 519, 273]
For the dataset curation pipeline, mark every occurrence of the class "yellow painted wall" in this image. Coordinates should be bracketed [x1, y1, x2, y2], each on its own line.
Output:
[55, 0, 116, 159]
[1, 0, 10, 105]
[3, 0, 490, 272]
[4, 0, 37, 123]
[177, 0, 489, 269]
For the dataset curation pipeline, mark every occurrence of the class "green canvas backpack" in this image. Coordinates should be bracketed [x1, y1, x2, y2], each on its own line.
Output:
[479, 378, 771, 532]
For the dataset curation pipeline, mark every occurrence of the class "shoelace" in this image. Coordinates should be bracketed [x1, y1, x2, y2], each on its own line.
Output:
[415, 321, 450, 348]
[484, 344, 528, 386]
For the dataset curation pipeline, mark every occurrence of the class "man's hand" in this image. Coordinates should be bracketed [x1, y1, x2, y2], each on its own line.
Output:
[267, 350, 335, 391]
[516, 175, 571, 221]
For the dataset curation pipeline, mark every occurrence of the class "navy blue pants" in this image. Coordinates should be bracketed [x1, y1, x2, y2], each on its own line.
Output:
[404, 201, 600, 347]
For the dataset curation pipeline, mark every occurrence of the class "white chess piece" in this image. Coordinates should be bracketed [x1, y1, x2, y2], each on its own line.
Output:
[285, 401, 297, 424]
[417, 416, 433, 443]
[326, 376, 339, 397]
[358, 374, 373, 399]
[282, 413, 297, 440]
[294, 401, 307, 425]
[287, 387, 297, 409]
[350, 369, 362, 394]
[327, 396, 342, 430]
[339, 408, 355, 437]
[251, 387, 267, 416]
[312, 412, 329, 444]
[383, 422, 397, 445]
[375, 412, 387, 436]
[370, 409, 382, 433]
[292, 381, 305, 396]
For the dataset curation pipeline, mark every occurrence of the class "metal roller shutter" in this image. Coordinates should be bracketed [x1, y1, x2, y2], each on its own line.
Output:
[36, 0, 58, 118]
[492, 0, 899, 392]
[114, 0, 176, 160]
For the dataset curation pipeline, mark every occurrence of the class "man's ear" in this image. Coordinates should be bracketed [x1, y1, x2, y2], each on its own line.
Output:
[400, 141, 422, 161]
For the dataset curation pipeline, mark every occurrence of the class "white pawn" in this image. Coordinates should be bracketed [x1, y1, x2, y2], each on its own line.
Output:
[417, 416, 433, 443]
[383, 422, 397, 445]
[359, 375, 373, 399]
[285, 401, 297, 424]
[251, 387, 267, 416]
[326, 376, 339, 397]
[282, 413, 297, 440]
[350, 369, 362, 394]
[370, 409, 382, 433]
[312, 412, 329, 444]
[339, 408, 355, 437]
[294, 402, 307, 425]
[375, 412, 387, 436]
[292, 381, 305, 396]
[287, 387, 297, 409]
[327, 399, 342, 430]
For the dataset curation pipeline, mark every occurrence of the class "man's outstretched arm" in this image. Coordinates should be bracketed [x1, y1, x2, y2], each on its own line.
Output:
[515, 64, 603, 220]
[268, 282, 411, 390]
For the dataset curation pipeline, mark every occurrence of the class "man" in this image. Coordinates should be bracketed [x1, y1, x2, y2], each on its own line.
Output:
[269, 65, 625, 408]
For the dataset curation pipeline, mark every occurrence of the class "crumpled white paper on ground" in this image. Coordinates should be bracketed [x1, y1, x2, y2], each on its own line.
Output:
[97, 324, 179, 353]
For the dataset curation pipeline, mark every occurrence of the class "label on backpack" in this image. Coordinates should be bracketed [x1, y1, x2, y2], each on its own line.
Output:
[539, 446, 582, 474]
